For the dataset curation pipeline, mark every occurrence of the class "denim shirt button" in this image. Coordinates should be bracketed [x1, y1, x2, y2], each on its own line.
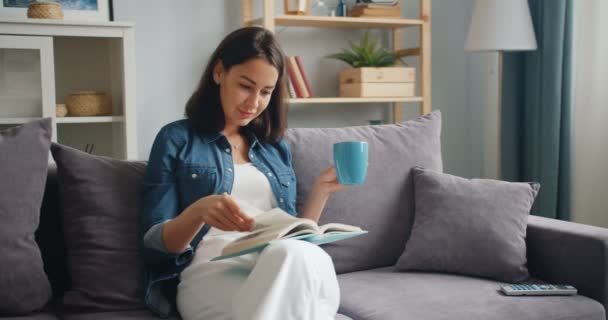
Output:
[267, 172, 273, 177]
[227, 168, 233, 173]
[191, 173, 197, 179]
[225, 148, 230, 153]
[279, 198, 284, 203]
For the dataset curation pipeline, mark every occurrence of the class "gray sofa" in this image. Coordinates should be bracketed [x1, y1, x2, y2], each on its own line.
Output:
[9, 111, 608, 320]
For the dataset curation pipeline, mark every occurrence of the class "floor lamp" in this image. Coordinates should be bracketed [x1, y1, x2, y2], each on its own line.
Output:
[465, 0, 537, 179]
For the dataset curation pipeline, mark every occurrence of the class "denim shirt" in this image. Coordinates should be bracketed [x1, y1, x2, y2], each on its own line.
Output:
[140, 119, 297, 318]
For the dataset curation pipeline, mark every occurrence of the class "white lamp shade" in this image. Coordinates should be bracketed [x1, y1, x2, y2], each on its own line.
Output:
[465, 0, 538, 52]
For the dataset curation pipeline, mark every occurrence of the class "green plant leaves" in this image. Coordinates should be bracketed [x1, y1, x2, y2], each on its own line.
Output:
[325, 30, 404, 67]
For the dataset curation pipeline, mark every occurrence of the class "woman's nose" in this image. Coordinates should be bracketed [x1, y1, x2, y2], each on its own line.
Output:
[245, 93, 260, 109]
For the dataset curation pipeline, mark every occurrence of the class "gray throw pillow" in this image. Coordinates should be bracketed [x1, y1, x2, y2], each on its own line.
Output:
[285, 111, 443, 274]
[0, 119, 52, 315]
[50, 143, 146, 312]
[396, 167, 540, 283]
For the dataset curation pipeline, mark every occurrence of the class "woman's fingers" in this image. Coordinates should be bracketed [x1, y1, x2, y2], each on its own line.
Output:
[204, 213, 230, 231]
[213, 210, 241, 231]
[220, 193, 254, 231]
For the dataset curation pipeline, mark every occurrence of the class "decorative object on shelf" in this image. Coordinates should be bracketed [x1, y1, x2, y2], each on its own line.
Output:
[348, 1, 400, 17]
[66, 91, 112, 116]
[335, 0, 347, 16]
[26, 1, 64, 20]
[0, 0, 113, 22]
[84, 143, 95, 154]
[56, 103, 68, 117]
[326, 30, 403, 67]
[327, 30, 415, 97]
[284, 0, 310, 15]
[309, 0, 330, 16]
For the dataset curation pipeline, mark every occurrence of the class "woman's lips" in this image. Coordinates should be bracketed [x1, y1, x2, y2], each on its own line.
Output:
[239, 110, 255, 118]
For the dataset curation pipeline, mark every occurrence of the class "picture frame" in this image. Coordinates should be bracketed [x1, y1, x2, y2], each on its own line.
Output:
[0, 0, 113, 22]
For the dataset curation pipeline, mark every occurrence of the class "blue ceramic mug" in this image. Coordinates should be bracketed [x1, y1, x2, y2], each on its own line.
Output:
[333, 141, 369, 186]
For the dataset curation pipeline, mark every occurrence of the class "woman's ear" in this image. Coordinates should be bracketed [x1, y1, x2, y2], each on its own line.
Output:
[213, 60, 224, 85]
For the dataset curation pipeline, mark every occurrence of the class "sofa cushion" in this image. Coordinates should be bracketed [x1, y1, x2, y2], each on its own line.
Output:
[337, 267, 605, 320]
[59, 310, 352, 320]
[50, 144, 146, 312]
[285, 111, 442, 274]
[396, 167, 539, 283]
[0, 312, 59, 320]
[0, 119, 53, 315]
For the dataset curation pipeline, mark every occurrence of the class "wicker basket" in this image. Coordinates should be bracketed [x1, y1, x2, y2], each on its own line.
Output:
[27, 2, 64, 20]
[66, 91, 113, 116]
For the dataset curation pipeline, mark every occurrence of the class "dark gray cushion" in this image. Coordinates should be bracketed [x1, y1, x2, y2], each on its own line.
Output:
[396, 167, 539, 283]
[0, 119, 52, 315]
[285, 111, 442, 274]
[0, 312, 59, 320]
[338, 267, 605, 320]
[50, 144, 146, 312]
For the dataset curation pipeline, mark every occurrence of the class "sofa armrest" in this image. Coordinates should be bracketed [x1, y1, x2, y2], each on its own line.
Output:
[526, 215, 608, 309]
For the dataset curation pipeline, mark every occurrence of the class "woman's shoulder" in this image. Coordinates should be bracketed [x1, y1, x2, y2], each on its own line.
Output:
[153, 119, 193, 145]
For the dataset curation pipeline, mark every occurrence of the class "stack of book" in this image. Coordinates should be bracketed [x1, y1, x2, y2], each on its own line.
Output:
[347, 0, 400, 18]
[285, 56, 313, 98]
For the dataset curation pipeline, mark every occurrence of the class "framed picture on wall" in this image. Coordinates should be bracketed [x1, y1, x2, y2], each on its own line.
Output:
[0, 0, 114, 22]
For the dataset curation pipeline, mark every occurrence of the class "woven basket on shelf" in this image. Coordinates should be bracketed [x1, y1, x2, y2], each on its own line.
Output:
[66, 91, 113, 116]
[27, 2, 64, 20]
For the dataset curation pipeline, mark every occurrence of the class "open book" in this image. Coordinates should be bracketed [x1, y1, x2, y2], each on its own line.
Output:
[211, 208, 367, 261]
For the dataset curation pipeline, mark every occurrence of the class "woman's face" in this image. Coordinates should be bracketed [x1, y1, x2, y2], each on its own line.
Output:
[213, 57, 279, 129]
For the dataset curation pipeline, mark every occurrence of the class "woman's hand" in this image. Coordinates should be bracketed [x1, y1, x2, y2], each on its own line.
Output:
[312, 166, 349, 196]
[189, 193, 255, 232]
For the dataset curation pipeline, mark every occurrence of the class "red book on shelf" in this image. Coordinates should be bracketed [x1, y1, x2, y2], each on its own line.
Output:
[289, 56, 309, 98]
[294, 56, 313, 97]
[285, 57, 303, 98]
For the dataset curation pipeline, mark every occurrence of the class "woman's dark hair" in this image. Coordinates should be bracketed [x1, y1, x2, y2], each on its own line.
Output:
[185, 26, 288, 143]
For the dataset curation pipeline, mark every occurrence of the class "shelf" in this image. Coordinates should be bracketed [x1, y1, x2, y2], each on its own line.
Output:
[56, 116, 125, 124]
[0, 116, 41, 124]
[248, 15, 423, 29]
[288, 97, 423, 104]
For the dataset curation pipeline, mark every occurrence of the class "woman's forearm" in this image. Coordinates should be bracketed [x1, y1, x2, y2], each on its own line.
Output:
[162, 206, 206, 254]
[298, 189, 330, 223]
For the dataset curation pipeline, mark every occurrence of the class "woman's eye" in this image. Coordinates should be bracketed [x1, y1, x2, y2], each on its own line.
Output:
[239, 84, 251, 90]
[262, 91, 271, 96]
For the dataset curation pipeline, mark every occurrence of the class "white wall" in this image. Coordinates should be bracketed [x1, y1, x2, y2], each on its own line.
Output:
[571, 1, 608, 227]
[113, 0, 486, 179]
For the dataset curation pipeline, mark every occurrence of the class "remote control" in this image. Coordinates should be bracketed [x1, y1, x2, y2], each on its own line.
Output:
[500, 284, 577, 296]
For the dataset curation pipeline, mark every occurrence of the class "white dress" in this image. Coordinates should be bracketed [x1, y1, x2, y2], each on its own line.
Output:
[176, 162, 340, 320]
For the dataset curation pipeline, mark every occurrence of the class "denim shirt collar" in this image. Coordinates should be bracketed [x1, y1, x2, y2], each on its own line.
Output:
[198, 127, 261, 149]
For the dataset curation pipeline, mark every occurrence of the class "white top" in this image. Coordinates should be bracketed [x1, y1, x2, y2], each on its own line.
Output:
[195, 162, 278, 262]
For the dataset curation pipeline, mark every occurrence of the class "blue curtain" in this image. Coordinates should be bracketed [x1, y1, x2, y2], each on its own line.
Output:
[501, 0, 572, 220]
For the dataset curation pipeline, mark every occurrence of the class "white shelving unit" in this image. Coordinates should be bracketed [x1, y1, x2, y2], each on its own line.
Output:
[242, 0, 432, 123]
[0, 18, 137, 159]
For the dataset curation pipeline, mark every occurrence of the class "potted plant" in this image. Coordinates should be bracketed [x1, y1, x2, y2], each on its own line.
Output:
[326, 31, 416, 97]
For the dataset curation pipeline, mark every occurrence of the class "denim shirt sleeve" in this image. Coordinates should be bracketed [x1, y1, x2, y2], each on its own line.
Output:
[140, 125, 193, 267]
[276, 138, 298, 215]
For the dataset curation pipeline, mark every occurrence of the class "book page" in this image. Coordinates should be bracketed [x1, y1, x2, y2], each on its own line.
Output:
[318, 222, 362, 234]
[221, 208, 319, 256]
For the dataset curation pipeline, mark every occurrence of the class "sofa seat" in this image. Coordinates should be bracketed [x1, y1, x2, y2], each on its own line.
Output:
[337, 267, 605, 320]
[4, 309, 353, 320]
[1, 313, 58, 320]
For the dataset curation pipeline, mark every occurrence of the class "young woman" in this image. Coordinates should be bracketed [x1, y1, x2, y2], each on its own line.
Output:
[140, 26, 347, 320]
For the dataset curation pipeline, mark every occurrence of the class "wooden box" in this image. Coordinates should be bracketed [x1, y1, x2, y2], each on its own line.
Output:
[339, 67, 415, 97]
[340, 67, 415, 84]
